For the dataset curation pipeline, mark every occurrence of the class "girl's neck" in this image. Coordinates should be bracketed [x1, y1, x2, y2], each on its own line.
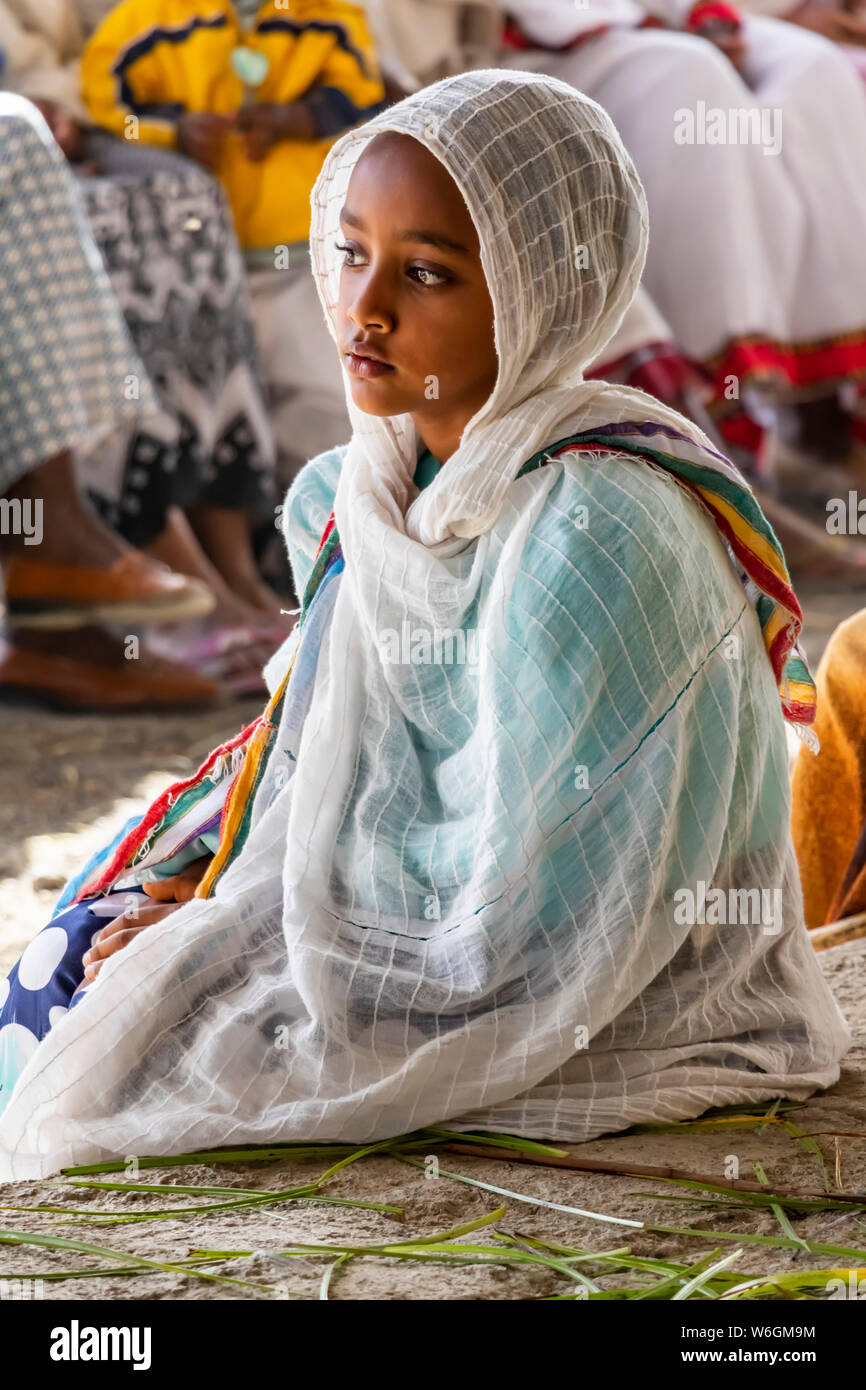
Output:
[410, 416, 463, 466]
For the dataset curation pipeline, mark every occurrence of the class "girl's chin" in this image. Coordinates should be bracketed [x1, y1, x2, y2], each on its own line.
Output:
[347, 380, 411, 417]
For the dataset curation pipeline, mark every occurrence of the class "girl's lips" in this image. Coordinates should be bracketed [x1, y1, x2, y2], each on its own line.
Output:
[345, 351, 395, 379]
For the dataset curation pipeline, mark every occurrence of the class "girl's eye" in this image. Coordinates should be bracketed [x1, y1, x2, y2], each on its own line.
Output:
[409, 265, 449, 287]
[335, 241, 365, 267]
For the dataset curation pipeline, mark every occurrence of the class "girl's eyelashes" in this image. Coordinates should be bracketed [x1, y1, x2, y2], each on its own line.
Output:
[408, 264, 451, 288]
[335, 239, 453, 288]
[335, 240, 366, 267]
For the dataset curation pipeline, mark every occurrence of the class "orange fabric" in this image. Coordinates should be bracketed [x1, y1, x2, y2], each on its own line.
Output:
[791, 609, 866, 927]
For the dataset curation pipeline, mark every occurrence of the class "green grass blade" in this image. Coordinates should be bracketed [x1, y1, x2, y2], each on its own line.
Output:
[63, 1178, 403, 1219]
[396, 1153, 643, 1228]
[632, 1250, 725, 1301]
[309, 1138, 412, 1187]
[783, 1121, 831, 1193]
[320, 1254, 351, 1300]
[0, 1227, 275, 1295]
[499, 1230, 694, 1279]
[2, 1191, 403, 1227]
[0, 1257, 236, 1282]
[753, 1161, 811, 1251]
[756, 1098, 783, 1134]
[723, 1266, 866, 1300]
[490, 1230, 602, 1292]
[627, 1189, 855, 1213]
[672, 1247, 744, 1300]
[392, 1206, 507, 1245]
[65, 1179, 285, 1198]
[60, 1144, 377, 1175]
[647, 1221, 866, 1262]
[420, 1128, 570, 1157]
[57, 1127, 565, 1179]
[631, 1173, 864, 1212]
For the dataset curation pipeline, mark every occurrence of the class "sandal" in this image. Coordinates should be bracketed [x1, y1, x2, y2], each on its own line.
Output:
[149, 622, 288, 697]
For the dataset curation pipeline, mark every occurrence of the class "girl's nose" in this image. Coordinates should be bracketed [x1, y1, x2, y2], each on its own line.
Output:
[348, 271, 395, 334]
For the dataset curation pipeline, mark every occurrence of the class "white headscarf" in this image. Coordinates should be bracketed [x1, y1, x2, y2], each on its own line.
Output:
[310, 68, 712, 553]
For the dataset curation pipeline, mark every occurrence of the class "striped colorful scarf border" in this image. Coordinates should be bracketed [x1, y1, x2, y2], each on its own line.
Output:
[75, 715, 265, 902]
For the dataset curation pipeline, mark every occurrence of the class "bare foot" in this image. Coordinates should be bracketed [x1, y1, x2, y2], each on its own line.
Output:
[143, 507, 270, 627]
[186, 504, 290, 618]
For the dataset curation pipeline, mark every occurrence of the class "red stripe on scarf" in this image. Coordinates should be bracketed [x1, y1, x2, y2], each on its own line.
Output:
[77, 716, 264, 901]
[315, 512, 336, 558]
[682, 485, 802, 623]
[784, 696, 819, 722]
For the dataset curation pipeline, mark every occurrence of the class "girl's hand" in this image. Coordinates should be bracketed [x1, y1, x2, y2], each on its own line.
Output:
[78, 900, 180, 985]
[74, 855, 214, 990]
[141, 854, 213, 904]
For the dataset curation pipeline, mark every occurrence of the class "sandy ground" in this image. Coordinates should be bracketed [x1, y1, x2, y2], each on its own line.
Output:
[0, 584, 863, 1300]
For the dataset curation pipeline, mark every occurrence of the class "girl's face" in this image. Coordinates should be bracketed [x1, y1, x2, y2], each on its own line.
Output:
[335, 133, 498, 462]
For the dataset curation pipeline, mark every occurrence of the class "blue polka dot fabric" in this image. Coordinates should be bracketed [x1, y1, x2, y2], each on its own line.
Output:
[0, 888, 147, 1116]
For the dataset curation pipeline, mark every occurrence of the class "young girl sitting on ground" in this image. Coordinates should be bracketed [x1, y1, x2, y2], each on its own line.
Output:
[0, 71, 849, 1177]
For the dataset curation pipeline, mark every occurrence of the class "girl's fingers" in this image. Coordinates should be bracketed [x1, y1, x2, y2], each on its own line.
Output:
[82, 925, 149, 979]
[93, 902, 172, 943]
[174, 855, 213, 900]
[141, 855, 213, 903]
[142, 878, 178, 901]
[81, 903, 179, 978]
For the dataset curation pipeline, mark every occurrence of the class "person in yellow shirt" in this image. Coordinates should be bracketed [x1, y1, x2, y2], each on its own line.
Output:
[80, 0, 386, 249]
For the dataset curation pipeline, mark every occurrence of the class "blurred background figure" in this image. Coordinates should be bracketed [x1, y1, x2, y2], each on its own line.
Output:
[0, 93, 226, 710]
[0, 0, 389, 694]
[740, 0, 866, 80]
[79, 0, 384, 485]
[33, 98, 286, 693]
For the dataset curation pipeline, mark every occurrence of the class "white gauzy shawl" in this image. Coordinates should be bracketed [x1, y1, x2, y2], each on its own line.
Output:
[0, 72, 848, 1177]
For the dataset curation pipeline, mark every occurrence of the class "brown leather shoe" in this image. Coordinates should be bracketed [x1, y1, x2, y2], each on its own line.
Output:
[3, 552, 216, 629]
[0, 638, 225, 711]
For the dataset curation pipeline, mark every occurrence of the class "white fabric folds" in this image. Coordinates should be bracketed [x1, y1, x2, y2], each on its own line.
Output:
[0, 71, 849, 1178]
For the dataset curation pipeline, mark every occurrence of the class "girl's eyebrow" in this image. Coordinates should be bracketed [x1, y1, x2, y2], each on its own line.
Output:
[339, 207, 471, 256]
[399, 228, 472, 255]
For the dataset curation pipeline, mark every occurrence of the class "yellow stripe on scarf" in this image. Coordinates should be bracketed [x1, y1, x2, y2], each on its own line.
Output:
[196, 653, 297, 899]
[699, 489, 788, 583]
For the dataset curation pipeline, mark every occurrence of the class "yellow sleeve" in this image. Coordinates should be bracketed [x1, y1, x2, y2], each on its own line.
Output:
[258, 3, 385, 134]
[81, 0, 182, 148]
